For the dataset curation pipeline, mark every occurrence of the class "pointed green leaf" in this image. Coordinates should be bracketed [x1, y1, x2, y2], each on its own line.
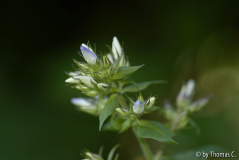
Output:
[99, 94, 119, 130]
[119, 119, 131, 133]
[112, 65, 144, 80]
[107, 144, 120, 160]
[135, 120, 176, 144]
[123, 80, 167, 92]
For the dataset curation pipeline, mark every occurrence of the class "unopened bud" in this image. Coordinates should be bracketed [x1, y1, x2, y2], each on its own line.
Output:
[116, 108, 128, 117]
[83, 90, 99, 97]
[80, 44, 97, 65]
[145, 97, 155, 109]
[65, 77, 80, 84]
[133, 100, 144, 114]
[97, 83, 109, 91]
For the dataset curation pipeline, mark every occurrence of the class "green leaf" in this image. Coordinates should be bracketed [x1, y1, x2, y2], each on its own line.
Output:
[99, 94, 119, 130]
[135, 120, 176, 144]
[112, 65, 144, 80]
[119, 119, 131, 133]
[107, 144, 120, 160]
[123, 80, 167, 92]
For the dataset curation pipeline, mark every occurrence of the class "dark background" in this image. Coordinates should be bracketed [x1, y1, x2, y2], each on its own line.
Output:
[1, 1, 239, 160]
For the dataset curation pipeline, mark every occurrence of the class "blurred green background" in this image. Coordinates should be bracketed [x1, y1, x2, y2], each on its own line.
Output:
[1, 1, 239, 160]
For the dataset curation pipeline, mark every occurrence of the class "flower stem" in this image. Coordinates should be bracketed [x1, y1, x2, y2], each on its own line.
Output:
[132, 127, 153, 160]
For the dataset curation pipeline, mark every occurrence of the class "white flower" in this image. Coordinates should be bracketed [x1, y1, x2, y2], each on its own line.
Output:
[112, 36, 122, 60]
[133, 100, 144, 114]
[80, 44, 97, 65]
[79, 76, 97, 88]
[65, 77, 80, 84]
[177, 79, 195, 101]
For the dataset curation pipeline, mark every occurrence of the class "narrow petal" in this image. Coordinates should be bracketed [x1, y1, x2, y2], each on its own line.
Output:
[112, 36, 122, 59]
[185, 79, 195, 97]
[71, 98, 92, 107]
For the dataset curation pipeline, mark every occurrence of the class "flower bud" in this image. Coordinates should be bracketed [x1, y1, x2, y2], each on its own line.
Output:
[115, 107, 128, 117]
[84, 151, 103, 160]
[80, 44, 97, 65]
[97, 83, 109, 91]
[79, 76, 97, 88]
[67, 71, 81, 77]
[112, 36, 122, 60]
[65, 77, 80, 84]
[83, 90, 99, 97]
[145, 97, 155, 109]
[75, 84, 90, 92]
[133, 100, 144, 114]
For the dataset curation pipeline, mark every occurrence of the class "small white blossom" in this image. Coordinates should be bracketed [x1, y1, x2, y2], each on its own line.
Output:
[133, 100, 144, 114]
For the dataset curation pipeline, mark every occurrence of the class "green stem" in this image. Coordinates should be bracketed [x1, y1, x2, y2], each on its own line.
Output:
[132, 127, 153, 160]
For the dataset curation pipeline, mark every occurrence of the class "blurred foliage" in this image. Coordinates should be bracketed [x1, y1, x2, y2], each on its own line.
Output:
[1, 0, 239, 160]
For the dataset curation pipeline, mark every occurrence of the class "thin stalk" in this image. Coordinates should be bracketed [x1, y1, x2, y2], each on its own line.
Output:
[132, 127, 153, 160]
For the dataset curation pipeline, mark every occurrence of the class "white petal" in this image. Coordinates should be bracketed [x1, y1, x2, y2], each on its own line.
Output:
[79, 76, 97, 88]
[185, 79, 195, 97]
[112, 36, 122, 59]
[71, 98, 92, 107]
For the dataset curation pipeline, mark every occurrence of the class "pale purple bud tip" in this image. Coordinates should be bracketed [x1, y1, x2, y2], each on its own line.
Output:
[80, 45, 97, 65]
[133, 100, 144, 114]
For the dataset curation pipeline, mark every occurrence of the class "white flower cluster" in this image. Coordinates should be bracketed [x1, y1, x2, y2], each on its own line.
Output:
[65, 37, 129, 97]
